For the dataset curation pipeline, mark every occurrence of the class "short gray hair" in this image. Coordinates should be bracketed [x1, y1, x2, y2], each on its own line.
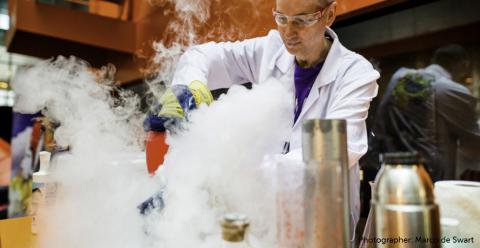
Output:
[431, 44, 469, 69]
[317, 0, 335, 7]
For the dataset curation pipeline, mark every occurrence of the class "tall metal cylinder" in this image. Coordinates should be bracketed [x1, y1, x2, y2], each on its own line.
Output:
[373, 152, 441, 248]
[302, 119, 350, 248]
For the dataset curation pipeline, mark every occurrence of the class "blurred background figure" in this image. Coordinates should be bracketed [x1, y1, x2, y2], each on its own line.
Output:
[373, 44, 480, 182]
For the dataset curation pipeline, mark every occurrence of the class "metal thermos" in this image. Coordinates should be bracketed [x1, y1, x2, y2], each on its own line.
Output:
[373, 152, 441, 248]
[302, 119, 350, 248]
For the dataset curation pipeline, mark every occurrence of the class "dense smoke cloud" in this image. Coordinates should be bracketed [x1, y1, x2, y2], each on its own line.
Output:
[9, 0, 294, 247]
[146, 81, 292, 247]
[12, 57, 156, 248]
[12, 56, 293, 247]
[147, 0, 268, 95]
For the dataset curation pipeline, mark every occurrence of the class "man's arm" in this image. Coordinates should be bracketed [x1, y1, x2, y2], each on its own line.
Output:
[436, 83, 480, 157]
[172, 33, 274, 89]
[326, 59, 380, 167]
[373, 68, 410, 141]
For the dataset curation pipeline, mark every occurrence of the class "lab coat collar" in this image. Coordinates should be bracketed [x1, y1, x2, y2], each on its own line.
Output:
[425, 64, 452, 80]
[274, 46, 295, 74]
[317, 27, 345, 87]
[288, 28, 348, 128]
[273, 27, 345, 87]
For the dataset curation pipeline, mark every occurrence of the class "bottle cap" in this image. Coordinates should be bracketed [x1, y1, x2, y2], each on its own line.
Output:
[380, 151, 421, 165]
[39, 151, 52, 172]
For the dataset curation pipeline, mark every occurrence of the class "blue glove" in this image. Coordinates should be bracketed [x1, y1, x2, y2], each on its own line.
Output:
[144, 81, 213, 132]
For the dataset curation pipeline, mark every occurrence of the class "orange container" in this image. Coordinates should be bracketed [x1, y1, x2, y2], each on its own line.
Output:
[145, 131, 169, 175]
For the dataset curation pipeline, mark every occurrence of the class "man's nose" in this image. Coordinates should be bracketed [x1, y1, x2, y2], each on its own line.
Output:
[284, 22, 298, 36]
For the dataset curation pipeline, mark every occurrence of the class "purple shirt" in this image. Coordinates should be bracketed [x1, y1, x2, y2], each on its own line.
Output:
[293, 60, 324, 123]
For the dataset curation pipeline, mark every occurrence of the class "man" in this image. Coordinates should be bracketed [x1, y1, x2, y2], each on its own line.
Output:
[374, 44, 480, 181]
[158, 0, 380, 241]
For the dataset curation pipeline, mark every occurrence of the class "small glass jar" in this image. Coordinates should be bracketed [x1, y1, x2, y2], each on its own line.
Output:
[221, 213, 251, 248]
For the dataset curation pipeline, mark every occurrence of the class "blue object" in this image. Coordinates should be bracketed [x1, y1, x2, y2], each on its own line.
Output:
[143, 85, 197, 132]
[137, 190, 165, 216]
[171, 85, 197, 113]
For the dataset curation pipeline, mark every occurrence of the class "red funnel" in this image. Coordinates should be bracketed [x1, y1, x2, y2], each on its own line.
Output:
[145, 131, 169, 175]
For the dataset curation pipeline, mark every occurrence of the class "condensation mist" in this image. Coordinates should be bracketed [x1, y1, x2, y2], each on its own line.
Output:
[12, 57, 293, 247]
[146, 0, 214, 96]
[146, 81, 293, 247]
[147, 0, 267, 96]
[9, 0, 294, 247]
[12, 57, 159, 248]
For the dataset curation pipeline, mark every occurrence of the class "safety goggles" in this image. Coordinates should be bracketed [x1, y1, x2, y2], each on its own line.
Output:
[272, 7, 329, 28]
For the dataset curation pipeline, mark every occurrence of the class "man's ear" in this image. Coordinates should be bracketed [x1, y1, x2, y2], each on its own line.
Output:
[325, 1, 337, 27]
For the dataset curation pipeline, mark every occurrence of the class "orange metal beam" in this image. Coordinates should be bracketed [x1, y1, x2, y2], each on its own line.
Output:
[7, 0, 135, 53]
[336, 0, 408, 21]
[338, 0, 390, 15]
[5, 0, 411, 85]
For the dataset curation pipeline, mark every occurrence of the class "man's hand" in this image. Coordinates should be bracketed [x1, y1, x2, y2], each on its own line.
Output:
[144, 81, 213, 132]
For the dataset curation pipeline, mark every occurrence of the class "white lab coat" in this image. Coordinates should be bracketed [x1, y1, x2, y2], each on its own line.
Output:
[172, 27, 380, 241]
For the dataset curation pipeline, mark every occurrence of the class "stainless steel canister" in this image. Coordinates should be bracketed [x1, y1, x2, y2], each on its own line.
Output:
[302, 119, 350, 248]
[373, 152, 441, 248]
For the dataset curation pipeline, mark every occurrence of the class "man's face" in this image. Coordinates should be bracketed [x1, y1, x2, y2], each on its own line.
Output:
[452, 60, 472, 84]
[275, 0, 333, 62]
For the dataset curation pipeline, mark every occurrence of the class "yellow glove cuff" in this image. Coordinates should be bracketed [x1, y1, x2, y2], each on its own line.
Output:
[158, 88, 184, 118]
[188, 80, 214, 107]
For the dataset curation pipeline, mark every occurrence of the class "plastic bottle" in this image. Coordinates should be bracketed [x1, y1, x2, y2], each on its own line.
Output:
[31, 151, 57, 234]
